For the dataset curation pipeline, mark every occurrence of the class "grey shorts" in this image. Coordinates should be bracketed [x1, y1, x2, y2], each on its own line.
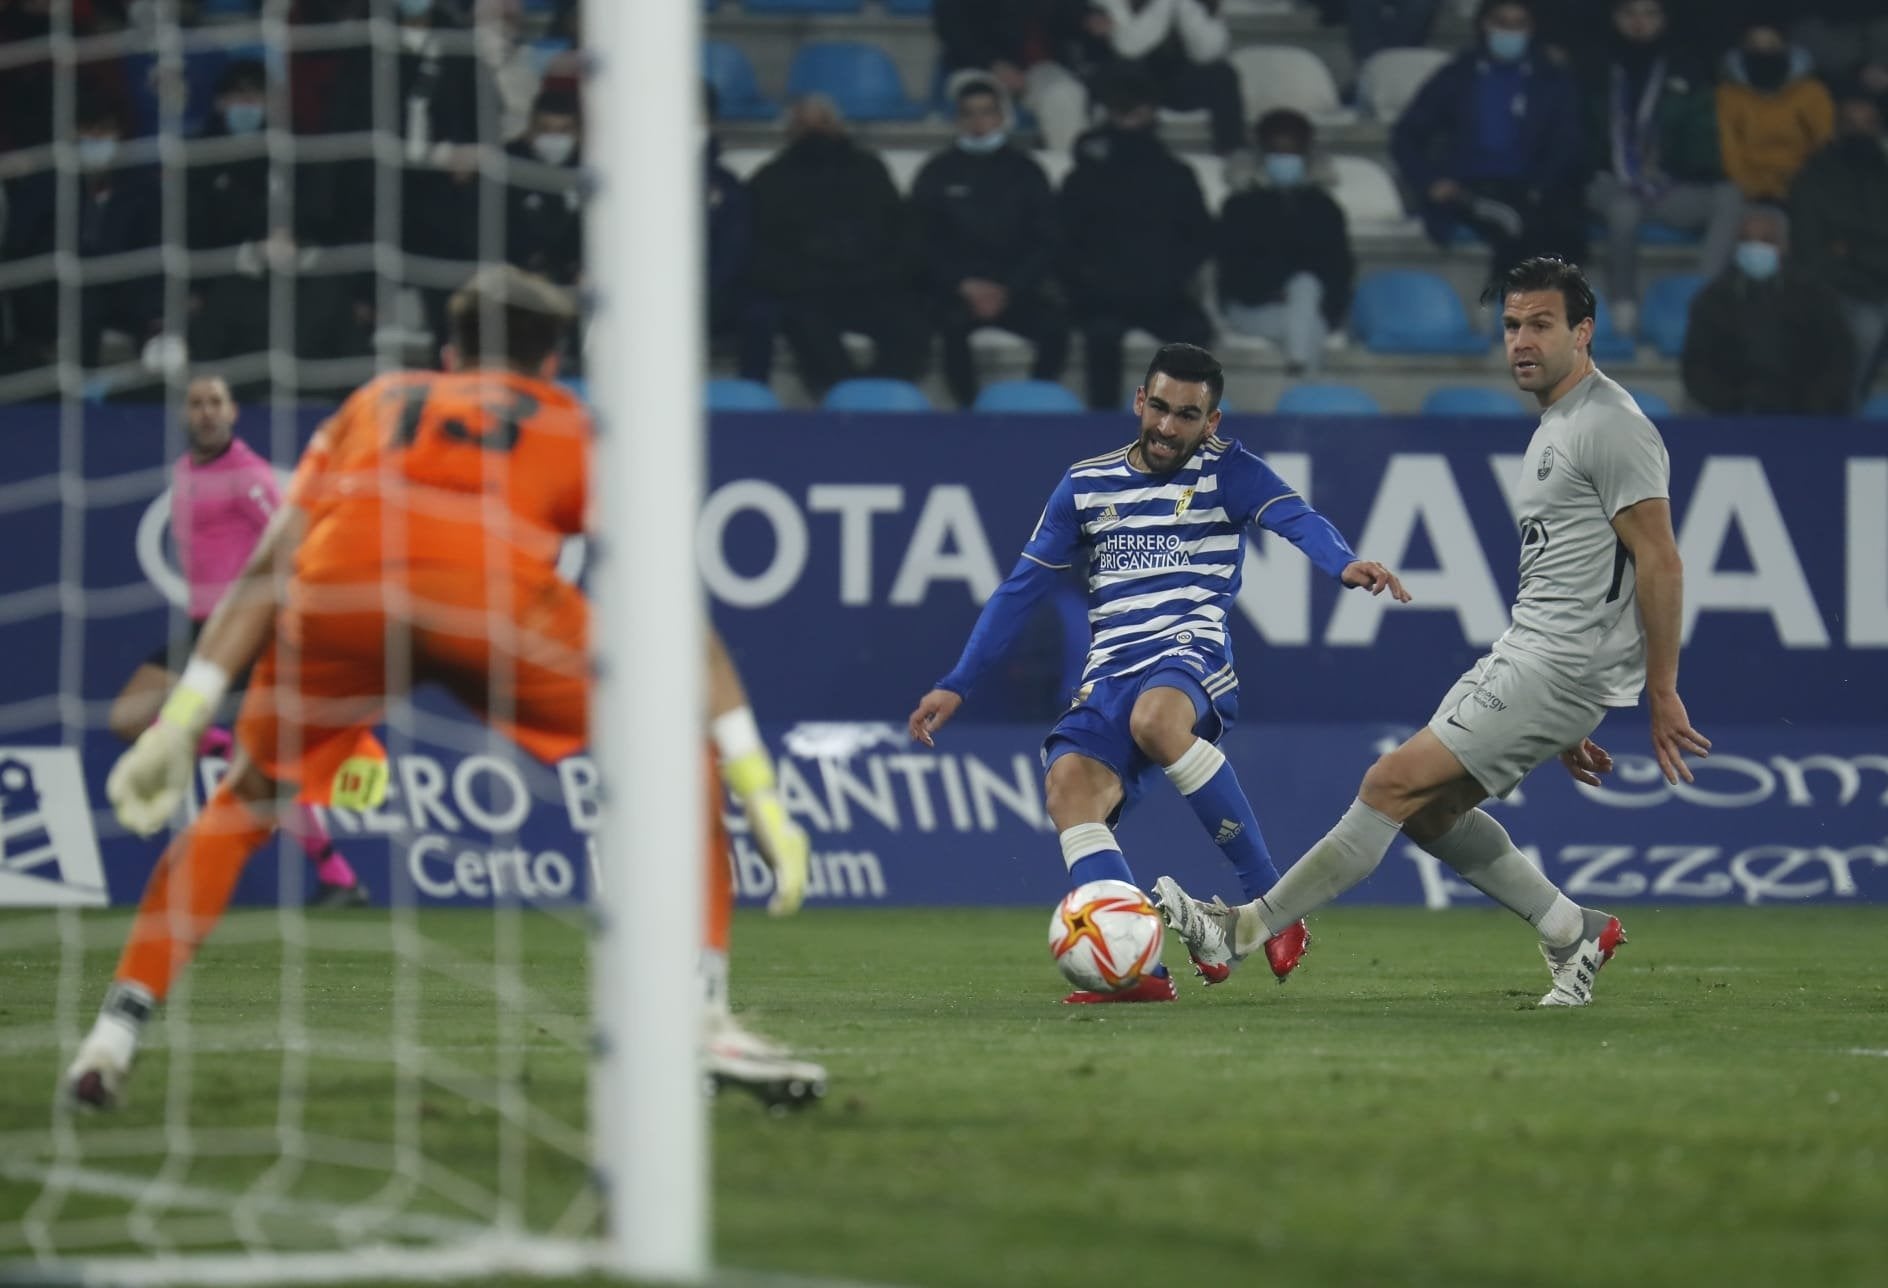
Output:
[1427, 651, 1608, 799]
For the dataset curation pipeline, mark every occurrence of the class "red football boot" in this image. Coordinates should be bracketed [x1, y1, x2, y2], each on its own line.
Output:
[1061, 972, 1178, 1004]
[1262, 919, 1311, 982]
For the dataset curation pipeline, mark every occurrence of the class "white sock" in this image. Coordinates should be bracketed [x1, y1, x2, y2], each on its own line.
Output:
[1240, 798, 1401, 953]
[1058, 822, 1118, 871]
[701, 948, 729, 1017]
[1161, 738, 1222, 795]
[1534, 895, 1584, 949]
[1420, 808, 1562, 927]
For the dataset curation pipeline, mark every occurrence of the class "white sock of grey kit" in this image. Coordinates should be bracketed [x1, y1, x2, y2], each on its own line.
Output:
[1420, 808, 1582, 948]
[1243, 798, 1402, 950]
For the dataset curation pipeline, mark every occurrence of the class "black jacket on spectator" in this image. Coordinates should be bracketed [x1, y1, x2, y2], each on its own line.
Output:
[497, 138, 584, 285]
[910, 144, 1057, 299]
[185, 120, 325, 251]
[707, 137, 752, 312]
[934, 0, 1090, 73]
[1791, 135, 1888, 304]
[1215, 177, 1354, 325]
[1681, 269, 1855, 414]
[1058, 124, 1210, 309]
[317, 16, 492, 257]
[3, 164, 163, 368]
[749, 134, 915, 298]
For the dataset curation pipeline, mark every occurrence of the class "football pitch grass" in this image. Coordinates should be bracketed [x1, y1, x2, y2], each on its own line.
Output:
[3, 906, 1887, 1288]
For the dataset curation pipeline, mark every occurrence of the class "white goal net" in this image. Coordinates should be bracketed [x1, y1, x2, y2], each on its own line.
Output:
[0, 1, 704, 1282]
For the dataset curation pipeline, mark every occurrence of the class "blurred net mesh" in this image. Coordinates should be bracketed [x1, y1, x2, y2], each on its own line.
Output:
[0, 1, 609, 1279]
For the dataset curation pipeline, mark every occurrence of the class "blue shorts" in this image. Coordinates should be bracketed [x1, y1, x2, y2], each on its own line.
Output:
[1041, 651, 1240, 826]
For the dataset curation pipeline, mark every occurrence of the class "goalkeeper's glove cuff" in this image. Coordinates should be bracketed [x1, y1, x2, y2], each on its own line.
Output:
[712, 706, 775, 802]
[158, 658, 230, 740]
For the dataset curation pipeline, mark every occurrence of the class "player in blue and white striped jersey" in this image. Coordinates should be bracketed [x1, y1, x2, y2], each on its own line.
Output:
[907, 344, 1409, 1002]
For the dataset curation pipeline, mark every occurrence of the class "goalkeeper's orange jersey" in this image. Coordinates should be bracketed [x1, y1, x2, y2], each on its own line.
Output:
[286, 369, 588, 583]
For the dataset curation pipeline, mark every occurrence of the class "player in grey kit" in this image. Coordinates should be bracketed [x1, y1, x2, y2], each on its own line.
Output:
[1157, 257, 1711, 1006]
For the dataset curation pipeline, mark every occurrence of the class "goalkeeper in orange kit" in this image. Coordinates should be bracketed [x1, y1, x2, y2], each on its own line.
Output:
[69, 266, 820, 1111]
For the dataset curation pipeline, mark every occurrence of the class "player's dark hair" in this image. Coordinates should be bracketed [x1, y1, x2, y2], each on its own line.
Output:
[447, 266, 576, 372]
[1482, 256, 1596, 330]
[1143, 343, 1225, 410]
[216, 58, 266, 98]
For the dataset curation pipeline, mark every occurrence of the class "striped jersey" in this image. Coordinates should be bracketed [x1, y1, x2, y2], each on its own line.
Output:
[1018, 435, 1357, 691]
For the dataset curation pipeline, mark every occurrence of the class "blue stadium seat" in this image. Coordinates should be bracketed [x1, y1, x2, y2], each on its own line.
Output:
[706, 378, 783, 411]
[1589, 291, 1635, 363]
[1639, 220, 1702, 245]
[1642, 273, 1705, 359]
[883, 0, 936, 13]
[1351, 270, 1490, 355]
[1275, 384, 1382, 415]
[742, 0, 865, 14]
[822, 378, 934, 411]
[1626, 387, 1674, 417]
[198, 0, 256, 14]
[1860, 392, 1888, 420]
[786, 42, 928, 121]
[703, 41, 778, 121]
[1420, 386, 1527, 417]
[972, 379, 1084, 413]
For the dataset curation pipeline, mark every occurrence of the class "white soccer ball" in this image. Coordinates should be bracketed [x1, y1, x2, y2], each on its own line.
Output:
[1047, 879, 1165, 993]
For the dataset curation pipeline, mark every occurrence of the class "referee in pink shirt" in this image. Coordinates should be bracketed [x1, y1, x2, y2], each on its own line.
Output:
[110, 375, 366, 907]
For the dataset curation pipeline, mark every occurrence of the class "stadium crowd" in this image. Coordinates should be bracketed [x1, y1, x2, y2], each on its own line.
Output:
[2, 0, 1887, 414]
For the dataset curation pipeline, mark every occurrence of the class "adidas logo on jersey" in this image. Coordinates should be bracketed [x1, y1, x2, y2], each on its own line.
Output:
[0, 749, 108, 908]
[1214, 819, 1243, 846]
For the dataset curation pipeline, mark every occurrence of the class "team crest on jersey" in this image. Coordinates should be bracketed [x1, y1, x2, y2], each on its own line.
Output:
[1174, 487, 1194, 517]
[1537, 446, 1556, 481]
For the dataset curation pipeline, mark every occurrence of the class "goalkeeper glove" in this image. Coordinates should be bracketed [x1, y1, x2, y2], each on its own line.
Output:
[106, 658, 227, 837]
[713, 707, 808, 916]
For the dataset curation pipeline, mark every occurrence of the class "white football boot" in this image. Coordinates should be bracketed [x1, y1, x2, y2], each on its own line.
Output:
[703, 1011, 827, 1113]
[64, 983, 153, 1110]
[1539, 908, 1628, 1007]
[1152, 876, 1245, 978]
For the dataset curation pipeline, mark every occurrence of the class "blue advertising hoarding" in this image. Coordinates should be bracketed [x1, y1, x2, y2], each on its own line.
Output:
[0, 408, 1882, 910]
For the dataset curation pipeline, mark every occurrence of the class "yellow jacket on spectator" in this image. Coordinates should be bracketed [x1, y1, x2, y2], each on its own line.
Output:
[1716, 59, 1834, 201]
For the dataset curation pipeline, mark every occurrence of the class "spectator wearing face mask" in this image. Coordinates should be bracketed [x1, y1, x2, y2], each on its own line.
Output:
[183, 59, 366, 386]
[1, 93, 163, 373]
[911, 75, 1068, 408]
[1681, 205, 1854, 414]
[1580, 0, 1741, 338]
[1790, 81, 1888, 404]
[1716, 20, 1834, 203]
[1215, 109, 1354, 376]
[498, 87, 584, 287]
[1391, 0, 1587, 281]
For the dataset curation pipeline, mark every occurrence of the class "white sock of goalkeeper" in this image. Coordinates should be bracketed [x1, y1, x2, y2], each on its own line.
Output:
[1421, 808, 1583, 948]
[701, 948, 729, 1017]
[1239, 798, 1401, 953]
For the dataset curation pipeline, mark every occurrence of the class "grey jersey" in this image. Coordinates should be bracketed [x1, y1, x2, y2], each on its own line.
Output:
[1494, 369, 1670, 706]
